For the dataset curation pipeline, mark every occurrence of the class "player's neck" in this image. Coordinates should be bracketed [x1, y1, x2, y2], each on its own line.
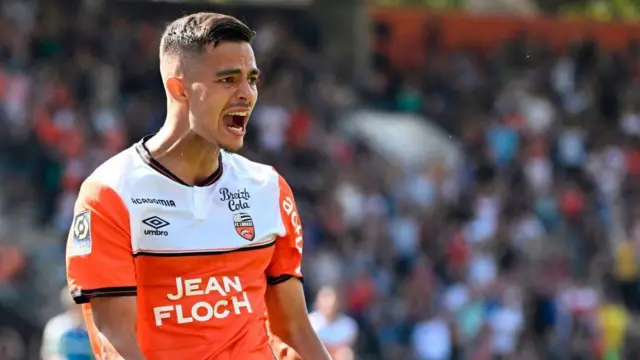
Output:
[145, 125, 220, 187]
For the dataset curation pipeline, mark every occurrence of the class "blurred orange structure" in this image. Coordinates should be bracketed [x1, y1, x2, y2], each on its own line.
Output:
[370, 7, 640, 69]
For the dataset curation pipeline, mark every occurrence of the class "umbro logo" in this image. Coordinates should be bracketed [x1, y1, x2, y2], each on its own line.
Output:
[142, 216, 169, 236]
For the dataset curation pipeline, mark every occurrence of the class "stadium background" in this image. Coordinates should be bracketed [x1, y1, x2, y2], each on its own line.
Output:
[2, 0, 640, 359]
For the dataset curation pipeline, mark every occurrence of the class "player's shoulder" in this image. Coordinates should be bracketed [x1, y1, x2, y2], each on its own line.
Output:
[78, 146, 140, 200]
[221, 151, 283, 185]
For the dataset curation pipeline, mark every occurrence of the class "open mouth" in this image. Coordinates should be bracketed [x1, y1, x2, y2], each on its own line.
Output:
[222, 111, 249, 136]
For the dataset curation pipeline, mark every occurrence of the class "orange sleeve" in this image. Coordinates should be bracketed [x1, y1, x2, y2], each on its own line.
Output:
[66, 180, 136, 304]
[266, 173, 304, 285]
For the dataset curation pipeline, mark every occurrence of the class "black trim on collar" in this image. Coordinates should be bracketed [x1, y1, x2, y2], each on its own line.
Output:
[134, 135, 223, 187]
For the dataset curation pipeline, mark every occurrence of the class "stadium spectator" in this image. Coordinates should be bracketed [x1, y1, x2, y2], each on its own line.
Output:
[40, 287, 92, 360]
[309, 286, 358, 360]
[0, 244, 25, 285]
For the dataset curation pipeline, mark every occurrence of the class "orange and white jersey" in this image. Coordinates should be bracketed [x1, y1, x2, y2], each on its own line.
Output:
[66, 136, 304, 360]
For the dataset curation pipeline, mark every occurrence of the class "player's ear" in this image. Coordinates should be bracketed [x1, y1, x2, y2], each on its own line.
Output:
[166, 77, 187, 103]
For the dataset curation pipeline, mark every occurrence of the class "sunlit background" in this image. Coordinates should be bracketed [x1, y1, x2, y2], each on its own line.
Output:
[2, 0, 640, 359]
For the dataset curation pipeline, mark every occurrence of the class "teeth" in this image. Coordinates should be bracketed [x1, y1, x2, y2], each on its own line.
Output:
[226, 112, 248, 116]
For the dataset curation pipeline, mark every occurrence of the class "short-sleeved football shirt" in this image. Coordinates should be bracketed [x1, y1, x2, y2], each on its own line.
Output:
[66, 136, 304, 360]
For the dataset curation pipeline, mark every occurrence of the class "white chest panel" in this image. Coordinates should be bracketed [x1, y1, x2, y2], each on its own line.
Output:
[115, 152, 285, 254]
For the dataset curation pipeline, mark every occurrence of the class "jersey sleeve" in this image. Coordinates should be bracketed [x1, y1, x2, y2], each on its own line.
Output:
[66, 180, 136, 304]
[266, 173, 304, 285]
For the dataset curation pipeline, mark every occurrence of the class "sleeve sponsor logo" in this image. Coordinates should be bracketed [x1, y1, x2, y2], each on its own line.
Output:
[282, 196, 303, 275]
[70, 211, 92, 256]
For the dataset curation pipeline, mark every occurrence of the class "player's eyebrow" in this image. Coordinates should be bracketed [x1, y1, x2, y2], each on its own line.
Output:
[216, 68, 261, 77]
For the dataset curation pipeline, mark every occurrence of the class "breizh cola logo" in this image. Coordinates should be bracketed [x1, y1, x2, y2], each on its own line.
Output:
[219, 187, 251, 212]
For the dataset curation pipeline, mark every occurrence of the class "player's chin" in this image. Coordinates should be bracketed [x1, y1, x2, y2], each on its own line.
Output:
[218, 127, 245, 153]
[219, 139, 244, 153]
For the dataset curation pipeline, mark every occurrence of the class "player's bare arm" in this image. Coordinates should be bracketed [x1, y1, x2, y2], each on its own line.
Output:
[266, 174, 331, 360]
[91, 297, 145, 360]
[266, 279, 332, 360]
[66, 180, 140, 359]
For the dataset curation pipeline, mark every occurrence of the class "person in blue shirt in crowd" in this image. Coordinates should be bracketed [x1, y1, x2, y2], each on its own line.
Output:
[41, 287, 93, 360]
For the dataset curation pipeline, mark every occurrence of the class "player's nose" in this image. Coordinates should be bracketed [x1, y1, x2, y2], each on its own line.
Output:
[236, 80, 256, 103]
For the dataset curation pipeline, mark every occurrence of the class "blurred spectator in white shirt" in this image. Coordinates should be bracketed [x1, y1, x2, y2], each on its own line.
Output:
[309, 286, 358, 360]
[40, 287, 90, 360]
[488, 285, 525, 357]
[410, 309, 452, 360]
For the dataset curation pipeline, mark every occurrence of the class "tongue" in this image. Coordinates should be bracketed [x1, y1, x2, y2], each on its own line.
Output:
[223, 115, 235, 127]
[224, 115, 246, 128]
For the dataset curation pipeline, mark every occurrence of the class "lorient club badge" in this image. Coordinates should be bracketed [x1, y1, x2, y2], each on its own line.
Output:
[233, 212, 255, 241]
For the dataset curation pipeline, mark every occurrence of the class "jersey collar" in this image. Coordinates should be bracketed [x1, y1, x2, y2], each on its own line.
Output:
[135, 135, 223, 187]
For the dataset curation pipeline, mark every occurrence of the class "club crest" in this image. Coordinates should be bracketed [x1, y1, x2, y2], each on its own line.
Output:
[233, 212, 255, 241]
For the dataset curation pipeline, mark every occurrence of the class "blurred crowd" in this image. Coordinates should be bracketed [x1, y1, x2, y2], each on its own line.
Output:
[358, 22, 640, 360]
[3, 0, 640, 360]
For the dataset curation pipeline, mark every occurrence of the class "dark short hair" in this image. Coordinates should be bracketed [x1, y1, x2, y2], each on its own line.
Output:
[160, 13, 254, 56]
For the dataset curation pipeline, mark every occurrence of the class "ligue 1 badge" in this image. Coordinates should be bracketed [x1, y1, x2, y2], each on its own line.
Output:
[72, 211, 92, 256]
